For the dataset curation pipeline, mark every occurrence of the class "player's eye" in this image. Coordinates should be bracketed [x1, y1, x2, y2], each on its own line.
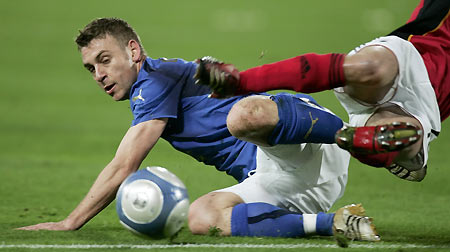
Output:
[102, 57, 110, 64]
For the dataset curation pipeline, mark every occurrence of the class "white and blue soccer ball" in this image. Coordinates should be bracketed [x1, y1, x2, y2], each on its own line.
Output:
[116, 166, 189, 238]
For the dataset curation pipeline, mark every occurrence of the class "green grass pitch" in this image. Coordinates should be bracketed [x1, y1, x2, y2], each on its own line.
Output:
[1, 0, 450, 251]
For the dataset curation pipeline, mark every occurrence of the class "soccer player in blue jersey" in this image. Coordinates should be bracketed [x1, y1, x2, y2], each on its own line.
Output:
[18, 18, 378, 241]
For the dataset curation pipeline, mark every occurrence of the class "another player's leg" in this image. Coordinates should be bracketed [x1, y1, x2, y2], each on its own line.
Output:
[345, 105, 427, 181]
[188, 192, 379, 241]
[195, 47, 422, 152]
[197, 46, 425, 177]
[329, 46, 423, 159]
[195, 53, 345, 98]
[194, 45, 395, 98]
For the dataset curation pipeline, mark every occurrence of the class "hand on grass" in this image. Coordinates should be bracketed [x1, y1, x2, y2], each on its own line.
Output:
[17, 220, 77, 231]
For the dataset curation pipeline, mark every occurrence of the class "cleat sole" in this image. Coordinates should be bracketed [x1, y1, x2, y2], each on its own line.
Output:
[335, 122, 422, 154]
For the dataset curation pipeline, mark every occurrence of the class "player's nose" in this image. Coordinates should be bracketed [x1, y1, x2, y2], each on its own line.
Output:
[94, 67, 107, 84]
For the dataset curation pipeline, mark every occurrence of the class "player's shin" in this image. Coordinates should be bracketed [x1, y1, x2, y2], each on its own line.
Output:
[268, 94, 343, 145]
[240, 53, 346, 93]
[231, 203, 334, 237]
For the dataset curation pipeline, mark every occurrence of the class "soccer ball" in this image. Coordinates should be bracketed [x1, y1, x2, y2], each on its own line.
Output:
[116, 166, 189, 238]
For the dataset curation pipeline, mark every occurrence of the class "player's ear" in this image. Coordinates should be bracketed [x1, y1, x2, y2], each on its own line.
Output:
[128, 40, 141, 62]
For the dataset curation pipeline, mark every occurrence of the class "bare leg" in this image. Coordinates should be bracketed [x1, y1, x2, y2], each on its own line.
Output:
[188, 192, 244, 235]
[343, 45, 399, 104]
[226, 95, 279, 147]
[340, 45, 423, 161]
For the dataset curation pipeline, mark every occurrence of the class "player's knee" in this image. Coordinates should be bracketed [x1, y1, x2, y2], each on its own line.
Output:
[345, 47, 398, 87]
[227, 96, 278, 141]
[188, 196, 222, 234]
[345, 57, 383, 85]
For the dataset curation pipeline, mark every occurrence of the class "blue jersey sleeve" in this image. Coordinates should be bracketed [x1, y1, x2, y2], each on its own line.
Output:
[130, 58, 197, 126]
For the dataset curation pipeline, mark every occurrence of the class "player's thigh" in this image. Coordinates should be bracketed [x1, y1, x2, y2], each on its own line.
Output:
[220, 144, 348, 214]
[255, 169, 347, 214]
[221, 168, 347, 214]
[214, 174, 279, 206]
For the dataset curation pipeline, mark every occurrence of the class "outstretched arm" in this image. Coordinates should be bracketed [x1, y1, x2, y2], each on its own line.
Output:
[18, 118, 168, 231]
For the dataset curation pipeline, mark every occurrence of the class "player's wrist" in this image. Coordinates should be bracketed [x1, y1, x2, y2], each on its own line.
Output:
[62, 216, 85, 230]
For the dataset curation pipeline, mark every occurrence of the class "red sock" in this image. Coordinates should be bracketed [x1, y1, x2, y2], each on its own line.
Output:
[352, 152, 399, 168]
[239, 53, 346, 93]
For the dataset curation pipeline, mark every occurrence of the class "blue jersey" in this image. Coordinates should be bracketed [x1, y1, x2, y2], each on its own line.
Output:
[129, 57, 256, 182]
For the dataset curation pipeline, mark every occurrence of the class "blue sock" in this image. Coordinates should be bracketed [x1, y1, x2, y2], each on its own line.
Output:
[268, 93, 343, 145]
[316, 212, 335, 236]
[231, 202, 334, 237]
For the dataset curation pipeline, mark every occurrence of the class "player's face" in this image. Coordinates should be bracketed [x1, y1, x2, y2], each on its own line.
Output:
[81, 35, 140, 101]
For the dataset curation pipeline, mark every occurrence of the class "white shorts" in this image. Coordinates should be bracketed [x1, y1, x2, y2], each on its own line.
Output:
[334, 36, 441, 168]
[216, 143, 350, 214]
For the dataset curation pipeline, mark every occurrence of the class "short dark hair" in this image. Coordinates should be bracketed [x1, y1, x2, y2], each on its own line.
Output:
[75, 17, 146, 56]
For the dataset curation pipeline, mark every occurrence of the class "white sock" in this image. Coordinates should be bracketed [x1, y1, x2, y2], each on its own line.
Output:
[303, 214, 317, 235]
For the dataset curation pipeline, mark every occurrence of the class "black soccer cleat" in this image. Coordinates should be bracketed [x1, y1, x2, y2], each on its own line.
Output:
[194, 56, 241, 98]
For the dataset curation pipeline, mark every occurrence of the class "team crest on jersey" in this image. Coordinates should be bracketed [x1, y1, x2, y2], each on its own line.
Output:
[132, 88, 145, 102]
